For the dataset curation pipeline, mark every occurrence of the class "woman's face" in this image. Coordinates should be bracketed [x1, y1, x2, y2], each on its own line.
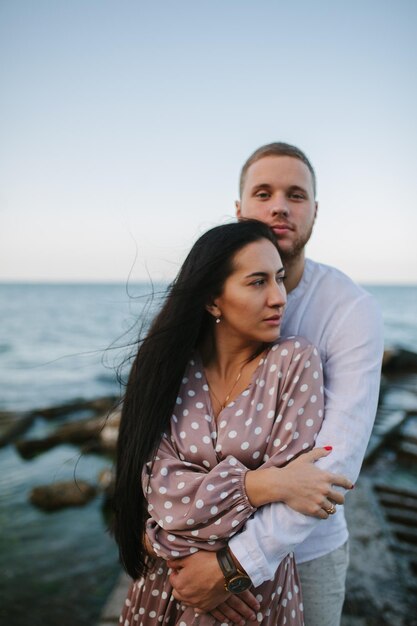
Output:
[212, 238, 287, 346]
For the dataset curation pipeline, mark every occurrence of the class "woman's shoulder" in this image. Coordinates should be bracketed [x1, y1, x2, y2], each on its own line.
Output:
[267, 335, 320, 366]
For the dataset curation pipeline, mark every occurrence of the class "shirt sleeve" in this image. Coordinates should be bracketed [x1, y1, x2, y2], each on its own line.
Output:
[143, 434, 256, 559]
[230, 294, 384, 586]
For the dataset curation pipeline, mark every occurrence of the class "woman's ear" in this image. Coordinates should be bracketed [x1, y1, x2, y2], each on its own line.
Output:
[205, 302, 220, 318]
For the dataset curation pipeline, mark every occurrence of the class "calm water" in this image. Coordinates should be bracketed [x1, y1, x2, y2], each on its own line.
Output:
[0, 283, 165, 626]
[0, 282, 416, 626]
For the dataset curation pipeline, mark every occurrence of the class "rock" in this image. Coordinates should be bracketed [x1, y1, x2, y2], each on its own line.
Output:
[16, 415, 107, 459]
[15, 411, 121, 459]
[98, 468, 115, 493]
[30, 480, 97, 511]
[382, 348, 417, 374]
[396, 441, 417, 464]
[364, 408, 406, 464]
[0, 411, 34, 447]
[99, 411, 120, 452]
[343, 478, 415, 624]
[31, 396, 119, 420]
[381, 388, 417, 413]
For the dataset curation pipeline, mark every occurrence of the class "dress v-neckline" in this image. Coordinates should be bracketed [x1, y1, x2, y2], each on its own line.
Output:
[194, 349, 271, 421]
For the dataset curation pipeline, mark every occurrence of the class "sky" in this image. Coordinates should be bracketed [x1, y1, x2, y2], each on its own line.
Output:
[1, 0, 417, 284]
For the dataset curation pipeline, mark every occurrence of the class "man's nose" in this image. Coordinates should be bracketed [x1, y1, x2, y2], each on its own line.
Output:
[270, 197, 289, 218]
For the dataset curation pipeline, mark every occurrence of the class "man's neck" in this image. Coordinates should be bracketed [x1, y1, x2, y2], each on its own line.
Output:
[282, 252, 306, 294]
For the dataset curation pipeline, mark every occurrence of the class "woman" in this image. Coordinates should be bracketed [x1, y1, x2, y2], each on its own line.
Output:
[114, 220, 344, 625]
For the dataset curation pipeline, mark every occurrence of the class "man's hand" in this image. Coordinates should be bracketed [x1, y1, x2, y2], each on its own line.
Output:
[167, 551, 260, 624]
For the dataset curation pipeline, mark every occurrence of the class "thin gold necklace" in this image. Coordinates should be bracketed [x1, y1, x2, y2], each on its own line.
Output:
[208, 363, 246, 412]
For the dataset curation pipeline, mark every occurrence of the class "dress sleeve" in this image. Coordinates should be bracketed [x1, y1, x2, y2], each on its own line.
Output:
[260, 339, 325, 470]
[143, 435, 256, 559]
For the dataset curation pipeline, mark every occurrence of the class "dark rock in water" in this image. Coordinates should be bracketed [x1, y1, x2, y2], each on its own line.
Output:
[98, 468, 114, 492]
[30, 481, 97, 511]
[0, 411, 34, 447]
[382, 388, 417, 413]
[383, 348, 417, 374]
[364, 408, 407, 464]
[15, 411, 120, 459]
[0, 395, 120, 449]
[386, 507, 417, 528]
[374, 483, 417, 500]
[98, 468, 115, 523]
[377, 491, 417, 513]
[342, 478, 416, 625]
[31, 396, 119, 420]
[396, 441, 417, 464]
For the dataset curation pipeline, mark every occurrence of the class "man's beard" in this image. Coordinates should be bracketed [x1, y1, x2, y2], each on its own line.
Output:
[277, 222, 315, 263]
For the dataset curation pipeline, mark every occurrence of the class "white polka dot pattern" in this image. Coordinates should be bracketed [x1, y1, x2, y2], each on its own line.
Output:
[144, 337, 323, 560]
[122, 336, 322, 625]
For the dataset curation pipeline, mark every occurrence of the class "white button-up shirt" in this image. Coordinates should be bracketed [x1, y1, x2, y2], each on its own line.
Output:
[229, 258, 384, 587]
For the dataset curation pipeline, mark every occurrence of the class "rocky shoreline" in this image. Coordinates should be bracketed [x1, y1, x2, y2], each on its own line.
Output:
[2, 348, 417, 624]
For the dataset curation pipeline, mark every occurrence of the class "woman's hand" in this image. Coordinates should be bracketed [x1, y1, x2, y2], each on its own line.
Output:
[245, 447, 353, 517]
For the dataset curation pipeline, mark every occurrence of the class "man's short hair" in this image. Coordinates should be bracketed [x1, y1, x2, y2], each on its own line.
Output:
[239, 142, 317, 198]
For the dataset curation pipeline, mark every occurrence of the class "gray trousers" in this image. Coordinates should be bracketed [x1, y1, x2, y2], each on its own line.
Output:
[297, 541, 349, 626]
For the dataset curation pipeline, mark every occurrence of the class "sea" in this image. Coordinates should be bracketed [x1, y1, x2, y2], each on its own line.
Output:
[0, 282, 416, 626]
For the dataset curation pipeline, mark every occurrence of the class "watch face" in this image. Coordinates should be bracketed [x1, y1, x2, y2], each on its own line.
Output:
[227, 575, 252, 594]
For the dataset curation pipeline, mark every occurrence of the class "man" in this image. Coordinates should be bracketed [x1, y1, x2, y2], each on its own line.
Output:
[167, 143, 384, 625]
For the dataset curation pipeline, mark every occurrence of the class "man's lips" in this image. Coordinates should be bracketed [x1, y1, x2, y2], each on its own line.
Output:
[271, 224, 293, 235]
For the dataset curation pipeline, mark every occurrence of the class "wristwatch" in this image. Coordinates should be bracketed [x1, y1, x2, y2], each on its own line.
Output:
[216, 546, 252, 593]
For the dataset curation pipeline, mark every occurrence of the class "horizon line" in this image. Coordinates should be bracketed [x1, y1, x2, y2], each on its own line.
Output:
[1, 279, 417, 287]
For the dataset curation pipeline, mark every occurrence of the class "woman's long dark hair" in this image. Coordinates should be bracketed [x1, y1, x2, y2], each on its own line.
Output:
[113, 219, 279, 579]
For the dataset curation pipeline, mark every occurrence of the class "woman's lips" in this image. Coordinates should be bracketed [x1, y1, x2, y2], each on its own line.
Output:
[264, 316, 282, 326]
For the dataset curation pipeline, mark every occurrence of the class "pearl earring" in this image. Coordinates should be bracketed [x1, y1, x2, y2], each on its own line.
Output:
[216, 316, 221, 324]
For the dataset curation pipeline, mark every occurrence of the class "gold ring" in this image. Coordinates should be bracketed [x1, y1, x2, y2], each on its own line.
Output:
[325, 503, 336, 515]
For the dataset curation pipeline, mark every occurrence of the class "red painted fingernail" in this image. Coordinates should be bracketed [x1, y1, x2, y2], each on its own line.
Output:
[324, 446, 332, 451]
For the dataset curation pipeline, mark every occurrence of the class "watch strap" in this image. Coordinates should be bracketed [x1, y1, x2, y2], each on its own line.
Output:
[216, 546, 238, 579]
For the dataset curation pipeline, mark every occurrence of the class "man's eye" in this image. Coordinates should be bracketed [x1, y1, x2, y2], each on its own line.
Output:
[290, 192, 305, 200]
[256, 191, 270, 199]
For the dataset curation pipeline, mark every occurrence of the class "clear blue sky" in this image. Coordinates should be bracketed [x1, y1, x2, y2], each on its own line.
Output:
[1, 0, 416, 283]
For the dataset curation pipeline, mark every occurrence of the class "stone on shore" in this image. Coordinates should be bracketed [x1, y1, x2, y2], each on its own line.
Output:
[382, 348, 417, 374]
[30, 480, 97, 511]
[32, 396, 118, 419]
[0, 411, 34, 448]
[15, 411, 120, 459]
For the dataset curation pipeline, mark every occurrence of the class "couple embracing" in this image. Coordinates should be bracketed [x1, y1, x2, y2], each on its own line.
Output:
[114, 142, 383, 626]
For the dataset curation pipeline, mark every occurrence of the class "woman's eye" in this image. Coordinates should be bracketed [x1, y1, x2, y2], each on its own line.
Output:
[251, 279, 265, 286]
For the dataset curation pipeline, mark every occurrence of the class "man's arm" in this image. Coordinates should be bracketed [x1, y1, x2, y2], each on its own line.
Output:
[170, 293, 383, 600]
[230, 293, 384, 584]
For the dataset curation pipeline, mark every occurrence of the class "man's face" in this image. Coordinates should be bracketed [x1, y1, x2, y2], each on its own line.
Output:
[236, 155, 318, 261]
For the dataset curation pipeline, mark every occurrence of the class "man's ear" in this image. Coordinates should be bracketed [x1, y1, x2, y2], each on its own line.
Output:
[235, 200, 241, 218]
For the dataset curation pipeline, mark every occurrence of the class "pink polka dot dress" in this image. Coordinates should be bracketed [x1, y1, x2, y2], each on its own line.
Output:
[120, 336, 324, 625]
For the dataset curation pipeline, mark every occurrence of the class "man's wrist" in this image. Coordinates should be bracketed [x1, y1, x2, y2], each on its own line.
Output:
[216, 546, 252, 594]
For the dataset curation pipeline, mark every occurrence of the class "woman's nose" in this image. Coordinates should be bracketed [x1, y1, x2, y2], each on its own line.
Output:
[269, 282, 287, 307]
